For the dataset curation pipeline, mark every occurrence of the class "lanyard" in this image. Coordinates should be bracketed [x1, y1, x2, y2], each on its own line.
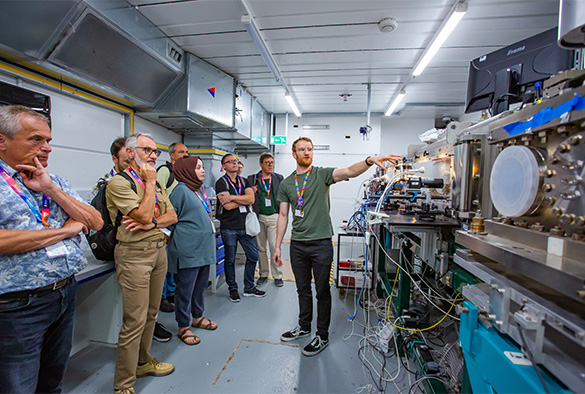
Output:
[260, 173, 272, 197]
[0, 166, 50, 226]
[195, 189, 212, 217]
[226, 176, 242, 196]
[294, 166, 312, 208]
[128, 167, 159, 217]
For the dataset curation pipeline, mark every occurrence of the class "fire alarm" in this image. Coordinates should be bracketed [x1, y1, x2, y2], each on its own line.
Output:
[378, 18, 397, 33]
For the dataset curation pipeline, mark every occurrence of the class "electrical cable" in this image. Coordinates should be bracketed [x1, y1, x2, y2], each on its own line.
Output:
[405, 375, 449, 394]
[390, 294, 460, 332]
[371, 231, 461, 320]
[516, 321, 551, 394]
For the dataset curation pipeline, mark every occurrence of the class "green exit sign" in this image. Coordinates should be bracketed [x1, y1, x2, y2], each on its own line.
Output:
[271, 136, 287, 145]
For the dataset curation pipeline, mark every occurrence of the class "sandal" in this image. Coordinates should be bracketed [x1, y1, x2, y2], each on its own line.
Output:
[192, 316, 218, 330]
[178, 328, 200, 345]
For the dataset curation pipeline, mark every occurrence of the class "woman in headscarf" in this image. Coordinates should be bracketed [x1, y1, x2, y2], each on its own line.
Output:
[168, 156, 218, 345]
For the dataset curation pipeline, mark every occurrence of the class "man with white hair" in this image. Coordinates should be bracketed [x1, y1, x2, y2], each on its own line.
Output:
[0, 105, 103, 393]
[106, 133, 178, 394]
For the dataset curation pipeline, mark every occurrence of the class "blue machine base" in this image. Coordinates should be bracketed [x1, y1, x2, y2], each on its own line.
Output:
[459, 301, 571, 394]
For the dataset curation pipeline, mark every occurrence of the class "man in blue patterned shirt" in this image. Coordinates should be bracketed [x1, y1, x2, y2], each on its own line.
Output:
[0, 105, 103, 393]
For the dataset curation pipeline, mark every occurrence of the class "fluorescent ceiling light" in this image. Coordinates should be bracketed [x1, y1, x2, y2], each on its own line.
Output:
[384, 90, 406, 116]
[413, 1, 467, 77]
[241, 14, 282, 81]
[285, 93, 302, 117]
[302, 125, 330, 130]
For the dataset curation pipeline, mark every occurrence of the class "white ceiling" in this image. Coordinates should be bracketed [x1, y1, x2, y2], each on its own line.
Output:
[127, 0, 560, 119]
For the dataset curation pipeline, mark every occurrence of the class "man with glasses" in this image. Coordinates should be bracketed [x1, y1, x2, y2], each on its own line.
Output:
[156, 142, 188, 313]
[274, 136, 400, 357]
[215, 154, 265, 302]
[247, 153, 284, 287]
[93, 137, 173, 343]
[106, 133, 177, 394]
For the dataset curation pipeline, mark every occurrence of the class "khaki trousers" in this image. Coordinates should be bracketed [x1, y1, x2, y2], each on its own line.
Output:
[257, 213, 282, 279]
[113, 239, 167, 390]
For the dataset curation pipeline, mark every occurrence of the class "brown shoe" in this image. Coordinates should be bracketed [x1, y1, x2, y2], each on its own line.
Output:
[159, 299, 175, 313]
[136, 358, 175, 377]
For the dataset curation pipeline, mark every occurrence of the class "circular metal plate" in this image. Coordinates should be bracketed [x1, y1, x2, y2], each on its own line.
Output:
[490, 146, 544, 217]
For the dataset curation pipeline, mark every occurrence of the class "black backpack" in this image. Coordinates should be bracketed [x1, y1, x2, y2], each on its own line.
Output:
[86, 172, 136, 261]
[156, 162, 175, 189]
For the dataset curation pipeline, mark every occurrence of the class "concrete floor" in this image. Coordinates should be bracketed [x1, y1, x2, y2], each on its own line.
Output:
[63, 266, 413, 393]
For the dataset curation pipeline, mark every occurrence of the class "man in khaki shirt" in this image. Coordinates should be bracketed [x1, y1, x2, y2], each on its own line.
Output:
[106, 133, 177, 394]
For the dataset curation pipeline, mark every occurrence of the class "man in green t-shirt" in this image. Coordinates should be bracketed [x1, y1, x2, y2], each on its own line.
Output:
[274, 136, 399, 357]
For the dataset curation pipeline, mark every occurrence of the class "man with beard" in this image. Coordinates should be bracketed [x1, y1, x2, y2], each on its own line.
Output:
[274, 136, 400, 357]
[106, 133, 177, 394]
[93, 137, 173, 343]
[0, 105, 103, 392]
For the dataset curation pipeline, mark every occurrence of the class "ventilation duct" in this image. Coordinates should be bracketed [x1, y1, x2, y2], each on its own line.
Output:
[138, 54, 235, 130]
[0, 0, 184, 107]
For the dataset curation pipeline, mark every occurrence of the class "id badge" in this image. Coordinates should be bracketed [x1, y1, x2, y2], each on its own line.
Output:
[295, 209, 304, 218]
[265, 198, 272, 207]
[210, 219, 216, 234]
[46, 241, 68, 258]
[239, 205, 248, 213]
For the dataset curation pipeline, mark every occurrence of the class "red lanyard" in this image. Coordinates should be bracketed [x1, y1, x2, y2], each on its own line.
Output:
[294, 167, 312, 208]
[196, 189, 212, 217]
[226, 176, 242, 195]
[128, 167, 159, 217]
[260, 173, 272, 196]
[0, 165, 50, 226]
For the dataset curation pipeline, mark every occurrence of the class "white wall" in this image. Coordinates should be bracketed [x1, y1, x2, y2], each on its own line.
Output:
[380, 117, 435, 157]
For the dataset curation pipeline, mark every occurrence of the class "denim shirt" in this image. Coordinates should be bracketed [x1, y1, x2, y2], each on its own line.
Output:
[0, 159, 88, 294]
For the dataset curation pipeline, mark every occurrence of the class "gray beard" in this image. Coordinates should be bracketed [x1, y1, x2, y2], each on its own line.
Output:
[134, 154, 146, 167]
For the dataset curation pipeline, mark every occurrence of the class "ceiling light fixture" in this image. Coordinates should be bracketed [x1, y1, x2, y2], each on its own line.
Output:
[285, 92, 302, 117]
[241, 14, 282, 82]
[384, 90, 406, 116]
[413, 1, 468, 76]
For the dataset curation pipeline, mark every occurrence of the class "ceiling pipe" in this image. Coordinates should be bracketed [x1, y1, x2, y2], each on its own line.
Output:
[240, 0, 301, 117]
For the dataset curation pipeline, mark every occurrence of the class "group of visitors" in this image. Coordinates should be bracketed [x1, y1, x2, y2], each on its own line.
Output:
[0, 104, 398, 393]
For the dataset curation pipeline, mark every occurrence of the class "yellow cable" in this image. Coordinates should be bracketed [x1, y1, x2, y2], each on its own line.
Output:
[386, 267, 400, 321]
[388, 293, 460, 332]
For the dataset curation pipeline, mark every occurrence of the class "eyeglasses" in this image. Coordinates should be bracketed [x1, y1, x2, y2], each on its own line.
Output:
[136, 147, 161, 157]
[224, 159, 238, 164]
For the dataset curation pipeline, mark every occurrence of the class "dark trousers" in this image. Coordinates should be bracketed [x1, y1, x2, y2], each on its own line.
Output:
[175, 265, 210, 328]
[290, 238, 333, 340]
[221, 229, 259, 293]
[0, 279, 77, 393]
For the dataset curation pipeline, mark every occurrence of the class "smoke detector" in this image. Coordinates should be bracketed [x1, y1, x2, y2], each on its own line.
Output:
[378, 18, 397, 33]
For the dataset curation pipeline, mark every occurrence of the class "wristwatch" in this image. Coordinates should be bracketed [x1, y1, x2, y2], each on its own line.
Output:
[152, 218, 158, 228]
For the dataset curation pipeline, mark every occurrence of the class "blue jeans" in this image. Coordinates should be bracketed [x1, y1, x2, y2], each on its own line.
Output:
[175, 265, 210, 328]
[220, 229, 259, 293]
[161, 272, 176, 300]
[0, 279, 77, 393]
